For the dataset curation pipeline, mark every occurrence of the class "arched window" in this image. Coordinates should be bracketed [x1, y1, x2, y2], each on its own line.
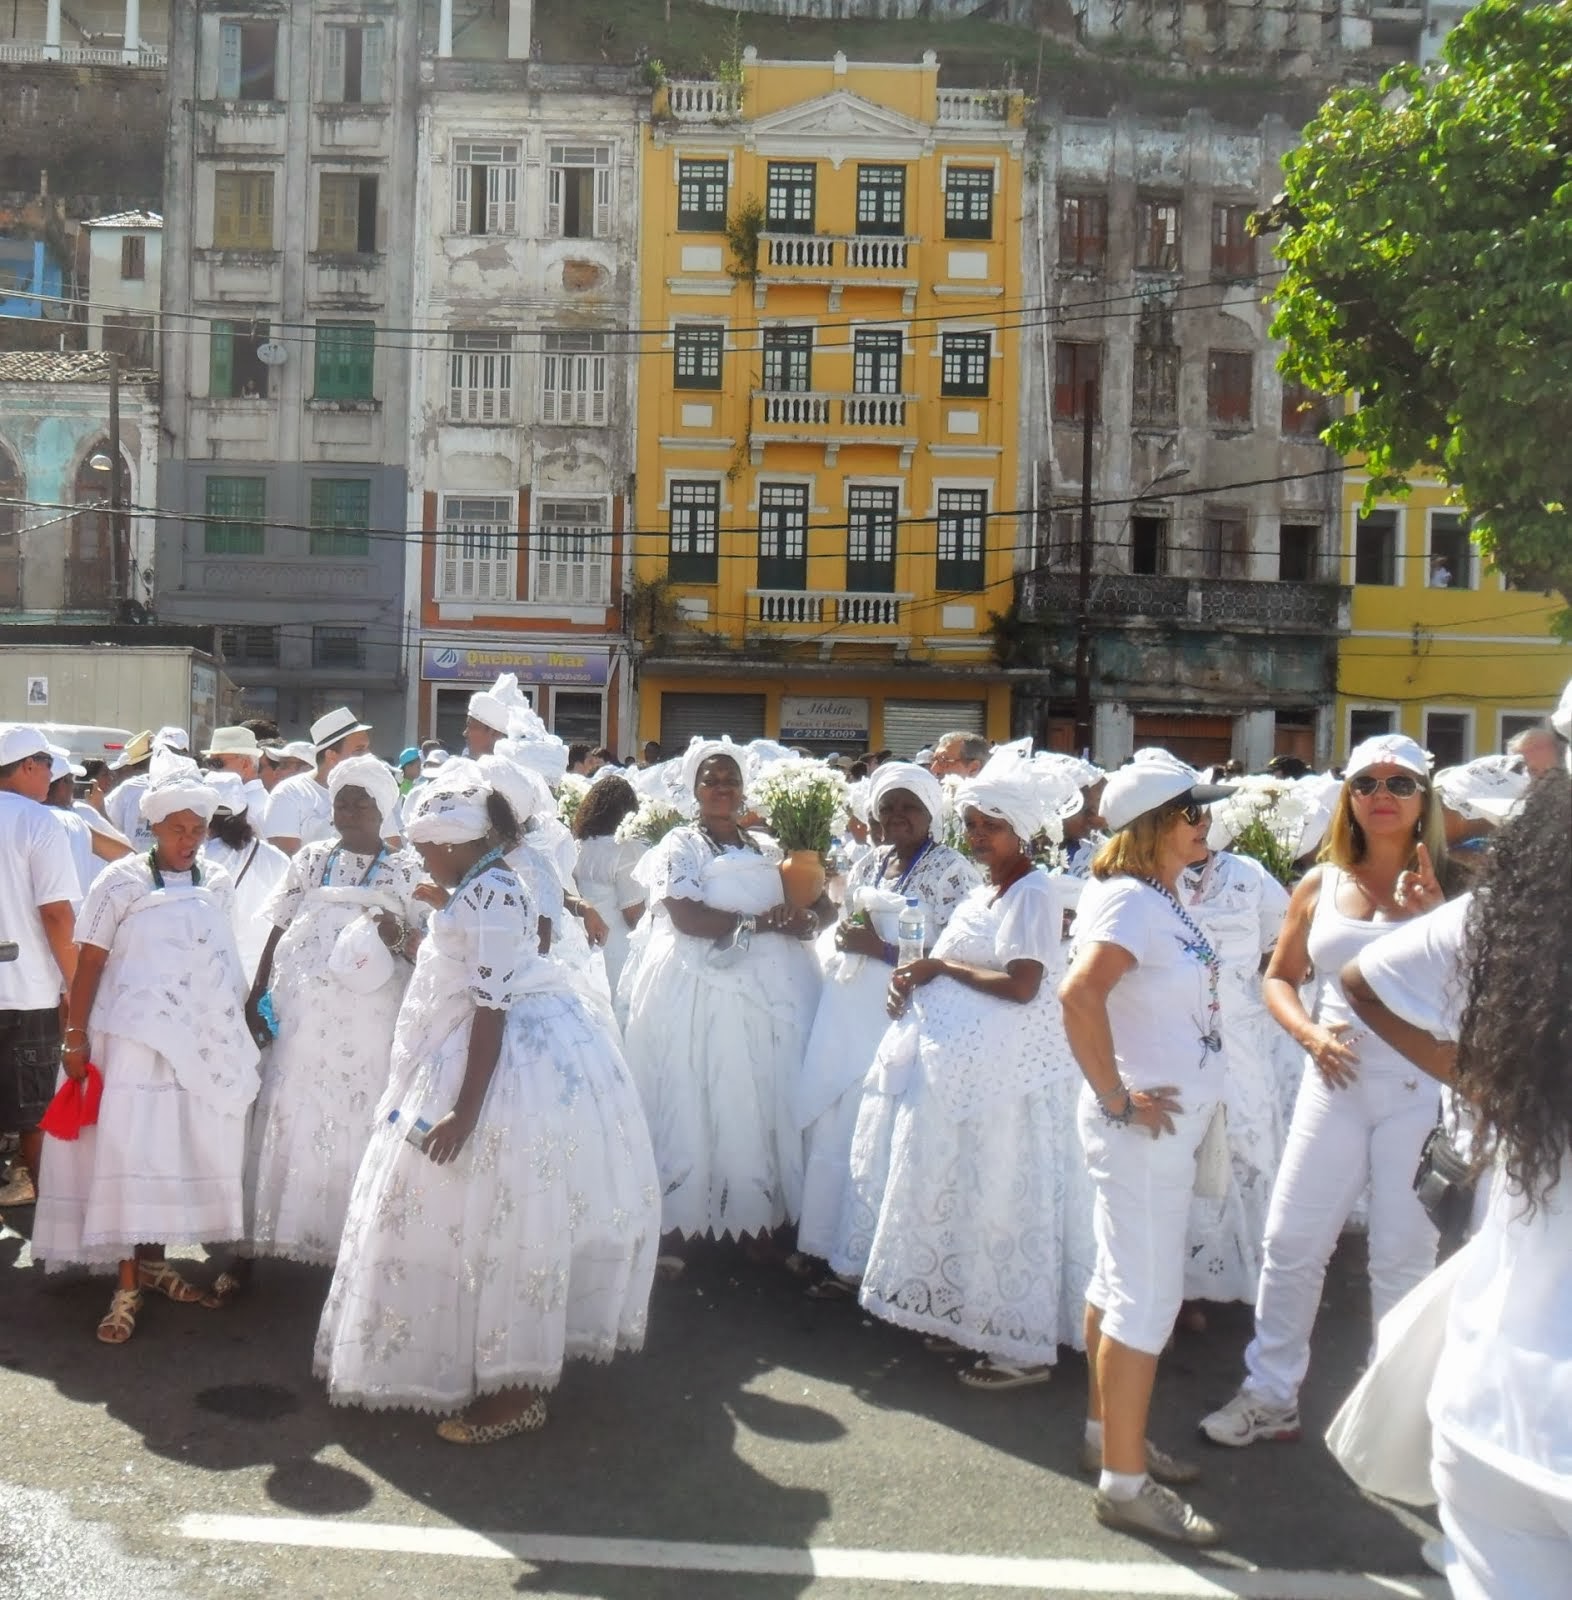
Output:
[0, 440, 21, 608]
[69, 440, 131, 610]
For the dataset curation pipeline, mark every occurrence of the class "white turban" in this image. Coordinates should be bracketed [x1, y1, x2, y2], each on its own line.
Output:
[496, 705, 569, 787]
[678, 736, 747, 808]
[404, 758, 493, 845]
[1034, 751, 1102, 796]
[744, 738, 797, 788]
[153, 725, 190, 753]
[467, 672, 527, 736]
[1434, 755, 1530, 822]
[327, 753, 401, 825]
[956, 743, 1056, 846]
[206, 770, 250, 816]
[866, 761, 945, 841]
[477, 751, 552, 831]
[140, 748, 220, 825]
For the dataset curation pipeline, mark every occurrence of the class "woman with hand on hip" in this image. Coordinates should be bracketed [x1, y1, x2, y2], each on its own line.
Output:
[1200, 734, 1451, 1450]
[1058, 749, 1237, 1545]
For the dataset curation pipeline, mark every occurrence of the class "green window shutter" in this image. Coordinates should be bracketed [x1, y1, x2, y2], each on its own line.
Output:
[204, 475, 265, 554]
[315, 322, 374, 399]
[209, 321, 234, 396]
[310, 477, 371, 556]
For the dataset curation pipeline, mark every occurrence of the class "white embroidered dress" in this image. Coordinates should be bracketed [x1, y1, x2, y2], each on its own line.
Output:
[314, 861, 659, 1411]
[795, 841, 980, 1261]
[244, 842, 427, 1264]
[573, 832, 648, 997]
[620, 826, 821, 1241]
[832, 869, 1094, 1363]
[202, 833, 291, 984]
[1180, 850, 1291, 1303]
[34, 855, 260, 1269]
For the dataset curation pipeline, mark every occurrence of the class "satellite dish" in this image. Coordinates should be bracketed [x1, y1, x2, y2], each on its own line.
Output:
[257, 341, 288, 366]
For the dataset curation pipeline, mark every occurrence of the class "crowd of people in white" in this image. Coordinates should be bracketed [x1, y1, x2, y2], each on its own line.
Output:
[0, 673, 1567, 1594]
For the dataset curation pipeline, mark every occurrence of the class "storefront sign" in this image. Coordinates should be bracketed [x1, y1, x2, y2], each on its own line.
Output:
[420, 642, 608, 687]
[778, 695, 870, 745]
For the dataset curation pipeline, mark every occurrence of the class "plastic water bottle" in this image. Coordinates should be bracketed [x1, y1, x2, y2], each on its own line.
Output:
[896, 897, 925, 966]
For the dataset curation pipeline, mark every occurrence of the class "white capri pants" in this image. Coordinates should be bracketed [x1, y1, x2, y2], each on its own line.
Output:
[1079, 1089, 1221, 1357]
[1433, 1430, 1572, 1600]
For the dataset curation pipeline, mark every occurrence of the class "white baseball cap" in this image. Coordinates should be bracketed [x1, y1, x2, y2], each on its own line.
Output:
[1344, 733, 1430, 781]
[1100, 747, 1235, 834]
[46, 743, 86, 783]
[0, 723, 52, 766]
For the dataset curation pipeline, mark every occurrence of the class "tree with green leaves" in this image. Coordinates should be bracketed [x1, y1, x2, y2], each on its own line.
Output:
[1262, 0, 1572, 618]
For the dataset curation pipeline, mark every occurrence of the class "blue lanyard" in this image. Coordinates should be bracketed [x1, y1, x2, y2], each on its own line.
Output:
[148, 847, 201, 889]
[879, 839, 932, 895]
[454, 846, 505, 893]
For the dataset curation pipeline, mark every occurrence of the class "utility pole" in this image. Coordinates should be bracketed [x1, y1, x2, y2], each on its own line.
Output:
[1072, 378, 1096, 759]
[107, 349, 124, 614]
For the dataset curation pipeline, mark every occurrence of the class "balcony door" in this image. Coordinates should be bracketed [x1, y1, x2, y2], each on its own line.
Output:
[846, 486, 897, 593]
[758, 484, 808, 591]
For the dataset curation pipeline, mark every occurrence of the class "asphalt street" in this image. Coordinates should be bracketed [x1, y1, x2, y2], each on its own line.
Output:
[0, 1216, 1445, 1600]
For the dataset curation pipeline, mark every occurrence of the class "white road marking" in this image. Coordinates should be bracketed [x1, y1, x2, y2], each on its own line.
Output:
[175, 1513, 1445, 1598]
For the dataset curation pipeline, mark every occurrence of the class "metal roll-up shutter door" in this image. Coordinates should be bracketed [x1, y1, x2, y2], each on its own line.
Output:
[659, 692, 768, 750]
[880, 698, 986, 760]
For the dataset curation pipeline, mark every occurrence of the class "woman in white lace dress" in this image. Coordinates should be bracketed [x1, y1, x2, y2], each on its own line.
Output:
[795, 762, 978, 1283]
[35, 754, 260, 1343]
[231, 757, 427, 1279]
[1178, 845, 1290, 1310]
[620, 739, 824, 1258]
[832, 749, 1086, 1387]
[570, 774, 647, 998]
[314, 761, 658, 1443]
[200, 771, 290, 985]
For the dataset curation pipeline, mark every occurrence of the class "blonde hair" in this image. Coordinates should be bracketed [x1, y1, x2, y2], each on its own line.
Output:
[1321, 777, 1449, 875]
[1091, 805, 1174, 881]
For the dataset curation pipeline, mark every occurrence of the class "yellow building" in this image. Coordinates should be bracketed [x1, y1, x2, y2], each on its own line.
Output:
[1338, 467, 1572, 764]
[633, 49, 1025, 758]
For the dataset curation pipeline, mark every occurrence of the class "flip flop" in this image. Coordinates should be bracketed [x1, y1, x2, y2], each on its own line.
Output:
[436, 1395, 548, 1443]
[958, 1357, 1053, 1390]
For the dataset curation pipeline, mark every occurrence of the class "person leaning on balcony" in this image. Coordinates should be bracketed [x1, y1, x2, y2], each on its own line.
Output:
[1057, 749, 1238, 1547]
[928, 732, 990, 779]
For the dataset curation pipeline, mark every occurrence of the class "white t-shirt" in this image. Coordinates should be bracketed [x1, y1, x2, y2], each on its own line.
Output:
[50, 807, 97, 903]
[0, 790, 81, 1009]
[1074, 874, 1226, 1098]
[242, 776, 269, 818]
[261, 772, 332, 846]
[105, 773, 152, 850]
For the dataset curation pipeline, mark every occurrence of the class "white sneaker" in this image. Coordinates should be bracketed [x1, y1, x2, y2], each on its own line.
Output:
[1198, 1389, 1300, 1448]
[0, 1168, 36, 1207]
[1094, 1479, 1222, 1546]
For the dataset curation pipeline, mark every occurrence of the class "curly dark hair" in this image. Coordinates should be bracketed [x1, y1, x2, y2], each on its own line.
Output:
[1455, 770, 1572, 1211]
[572, 773, 639, 840]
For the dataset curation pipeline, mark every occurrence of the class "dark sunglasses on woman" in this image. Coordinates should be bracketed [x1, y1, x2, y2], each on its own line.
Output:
[1165, 801, 1206, 825]
[1349, 774, 1422, 798]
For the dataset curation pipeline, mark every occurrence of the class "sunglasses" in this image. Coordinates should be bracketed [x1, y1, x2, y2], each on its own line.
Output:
[1164, 801, 1205, 825]
[1349, 774, 1422, 799]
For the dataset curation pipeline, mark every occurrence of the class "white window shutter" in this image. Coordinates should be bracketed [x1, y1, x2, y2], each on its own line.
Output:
[218, 22, 242, 98]
[502, 167, 518, 233]
[591, 354, 607, 423]
[594, 166, 612, 237]
[547, 167, 563, 236]
[541, 354, 557, 423]
[498, 355, 513, 420]
[323, 27, 346, 100]
[485, 165, 504, 235]
[360, 25, 384, 104]
[453, 164, 471, 234]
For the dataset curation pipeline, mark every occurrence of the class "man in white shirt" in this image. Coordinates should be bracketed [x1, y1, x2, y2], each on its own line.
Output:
[0, 725, 82, 1208]
[261, 707, 374, 855]
[45, 746, 132, 900]
[203, 724, 270, 817]
[102, 728, 154, 847]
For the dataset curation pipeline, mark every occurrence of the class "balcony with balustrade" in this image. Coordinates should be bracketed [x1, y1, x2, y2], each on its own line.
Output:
[747, 587, 913, 657]
[1018, 570, 1349, 635]
[1, 0, 167, 67]
[754, 232, 919, 312]
[750, 388, 918, 467]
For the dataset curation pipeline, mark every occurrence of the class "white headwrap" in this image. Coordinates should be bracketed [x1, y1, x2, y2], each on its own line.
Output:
[153, 724, 190, 754]
[845, 778, 871, 825]
[678, 736, 747, 812]
[498, 705, 569, 787]
[1033, 751, 1103, 795]
[477, 750, 552, 831]
[866, 761, 945, 841]
[1434, 754, 1530, 822]
[744, 738, 797, 788]
[403, 758, 493, 845]
[956, 742, 1067, 845]
[467, 672, 528, 736]
[206, 770, 250, 816]
[328, 752, 401, 824]
[140, 748, 220, 825]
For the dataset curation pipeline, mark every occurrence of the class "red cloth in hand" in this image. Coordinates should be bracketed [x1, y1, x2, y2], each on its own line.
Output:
[39, 1063, 104, 1140]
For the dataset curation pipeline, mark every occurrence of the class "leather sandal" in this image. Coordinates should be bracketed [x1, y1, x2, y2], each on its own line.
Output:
[436, 1395, 548, 1444]
[137, 1259, 219, 1307]
[97, 1288, 142, 1344]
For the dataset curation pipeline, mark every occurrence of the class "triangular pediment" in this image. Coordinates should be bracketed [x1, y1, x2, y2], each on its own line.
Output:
[749, 90, 931, 147]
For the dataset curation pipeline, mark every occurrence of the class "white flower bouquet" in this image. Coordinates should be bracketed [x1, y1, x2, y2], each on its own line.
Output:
[750, 757, 849, 857]
[1211, 778, 1311, 885]
[614, 795, 686, 847]
[556, 773, 591, 830]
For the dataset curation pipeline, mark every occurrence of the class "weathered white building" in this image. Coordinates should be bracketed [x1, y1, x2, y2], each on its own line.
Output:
[83, 210, 161, 369]
[405, 0, 644, 752]
[156, 0, 420, 737]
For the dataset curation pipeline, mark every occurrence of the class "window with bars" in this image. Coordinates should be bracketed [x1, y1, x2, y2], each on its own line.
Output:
[324, 23, 383, 104]
[757, 484, 808, 590]
[766, 162, 816, 234]
[219, 625, 278, 665]
[940, 332, 990, 397]
[944, 167, 993, 239]
[1132, 343, 1178, 425]
[209, 319, 270, 398]
[673, 324, 722, 390]
[1058, 194, 1107, 269]
[439, 495, 516, 601]
[448, 330, 514, 423]
[846, 486, 897, 592]
[452, 141, 520, 236]
[669, 480, 720, 583]
[317, 173, 378, 254]
[218, 21, 277, 101]
[1202, 511, 1250, 578]
[1136, 197, 1181, 271]
[1053, 343, 1100, 421]
[677, 159, 728, 232]
[309, 478, 371, 557]
[762, 326, 811, 393]
[1207, 349, 1253, 426]
[534, 498, 611, 606]
[936, 489, 986, 591]
[120, 235, 145, 280]
[313, 626, 365, 669]
[855, 165, 905, 236]
[1211, 203, 1256, 278]
[853, 330, 902, 395]
[213, 172, 274, 250]
[314, 321, 374, 400]
[203, 476, 266, 555]
[540, 330, 608, 425]
[547, 144, 613, 239]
